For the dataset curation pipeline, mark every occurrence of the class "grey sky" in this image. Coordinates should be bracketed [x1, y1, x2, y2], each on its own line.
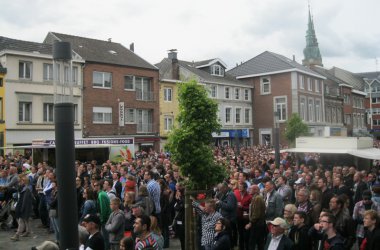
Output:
[1, 0, 379, 72]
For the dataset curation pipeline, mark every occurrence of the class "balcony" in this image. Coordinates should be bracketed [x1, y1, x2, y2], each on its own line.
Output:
[137, 123, 153, 133]
[136, 90, 154, 101]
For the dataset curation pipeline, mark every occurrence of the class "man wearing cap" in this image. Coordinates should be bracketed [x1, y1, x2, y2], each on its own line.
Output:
[83, 214, 105, 250]
[264, 217, 293, 250]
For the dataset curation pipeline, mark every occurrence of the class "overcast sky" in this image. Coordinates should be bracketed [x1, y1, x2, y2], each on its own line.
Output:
[1, 0, 379, 72]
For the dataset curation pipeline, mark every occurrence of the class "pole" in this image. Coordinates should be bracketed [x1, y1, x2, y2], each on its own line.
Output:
[55, 103, 78, 250]
[274, 111, 280, 167]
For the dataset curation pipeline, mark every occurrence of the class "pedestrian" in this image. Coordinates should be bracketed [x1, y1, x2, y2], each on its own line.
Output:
[288, 211, 312, 250]
[133, 214, 158, 250]
[211, 218, 231, 250]
[82, 214, 105, 250]
[94, 180, 111, 250]
[105, 197, 125, 250]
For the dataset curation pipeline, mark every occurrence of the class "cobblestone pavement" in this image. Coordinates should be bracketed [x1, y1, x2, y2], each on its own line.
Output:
[0, 218, 181, 250]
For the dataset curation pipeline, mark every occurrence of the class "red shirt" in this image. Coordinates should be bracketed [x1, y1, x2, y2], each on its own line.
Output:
[234, 190, 252, 219]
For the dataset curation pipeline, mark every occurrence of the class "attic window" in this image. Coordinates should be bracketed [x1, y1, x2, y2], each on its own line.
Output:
[109, 50, 117, 55]
[78, 45, 83, 48]
[211, 65, 224, 77]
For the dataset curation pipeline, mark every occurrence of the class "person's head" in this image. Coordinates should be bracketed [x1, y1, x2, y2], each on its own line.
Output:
[120, 236, 135, 250]
[269, 217, 288, 236]
[76, 177, 82, 187]
[204, 199, 216, 214]
[354, 172, 362, 183]
[83, 214, 101, 233]
[310, 189, 322, 204]
[229, 179, 238, 190]
[333, 176, 343, 187]
[249, 185, 260, 196]
[138, 185, 149, 197]
[317, 177, 327, 190]
[277, 176, 287, 186]
[103, 179, 113, 191]
[131, 205, 144, 217]
[93, 180, 103, 192]
[143, 170, 154, 181]
[329, 196, 343, 212]
[283, 204, 297, 219]
[296, 189, 309, 203]
[320, 213, 336, 233]
[362, 190, 373, 204]
[215, 218, 229, 233]
[238, 172, 247, 183]
[112, 172, 120, 181]
[83, 187, 96, 201]
[238, 182, 248, 193]
[110, 197, 121, 211]
[363, 210, 379, 230]
[124, 191, 135, 205]
[133, 215, 151, 235]
[265, 181, 275, 193]
[293, 211, 307, 228]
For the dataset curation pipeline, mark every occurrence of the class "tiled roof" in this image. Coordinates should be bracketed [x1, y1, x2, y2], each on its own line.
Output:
[46, 32, 157, 70]
[311, 66, 345, 85]
[156, 58, 251, 87]
[355, 71, 380, 80]
[329, 67, 365, 91]
[0, 36, 52, 55]
[228, 51, 323, 78]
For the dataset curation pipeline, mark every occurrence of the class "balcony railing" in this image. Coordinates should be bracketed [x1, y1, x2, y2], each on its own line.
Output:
[136, 90, 154, 101]
[137, 123, 153, 133]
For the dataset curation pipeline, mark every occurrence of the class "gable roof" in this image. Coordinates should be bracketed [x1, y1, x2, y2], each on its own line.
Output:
[0, 36, 52, 55]
[355, 71, 380, 81]
[311, 66, 345, 85]
[329, 67, 365, 91]
[156, 58, 251, 87]
[228, 51, 324, 79]
[45, 32, 157, 70]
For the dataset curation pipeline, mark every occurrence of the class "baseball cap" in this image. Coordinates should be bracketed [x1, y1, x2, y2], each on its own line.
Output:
[82, 214, 101, 225]
[295, 178, 305, 185]
[268, 217, 288, 229]
[23, 163, 31, 170]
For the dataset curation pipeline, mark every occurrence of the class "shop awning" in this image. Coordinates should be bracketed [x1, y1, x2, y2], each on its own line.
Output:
[348, 148, 380, 160]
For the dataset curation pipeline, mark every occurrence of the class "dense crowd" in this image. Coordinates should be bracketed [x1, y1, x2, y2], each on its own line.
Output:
[0, 145, 379, 250]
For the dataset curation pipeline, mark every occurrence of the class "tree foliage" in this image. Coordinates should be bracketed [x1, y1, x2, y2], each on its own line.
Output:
[285, 113, 309, 145]
[165, 80, 226, 190]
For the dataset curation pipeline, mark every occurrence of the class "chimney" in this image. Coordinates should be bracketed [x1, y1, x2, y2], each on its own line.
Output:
[130, 43, 134, 52]
[293, 55, 296, 61]
[108, 38, 112, 42]
[168, 49, 179, 80]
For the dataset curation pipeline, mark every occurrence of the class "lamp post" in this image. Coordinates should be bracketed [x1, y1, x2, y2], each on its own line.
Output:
[273, 111, 280, 167]
[53, 41, 78, 250]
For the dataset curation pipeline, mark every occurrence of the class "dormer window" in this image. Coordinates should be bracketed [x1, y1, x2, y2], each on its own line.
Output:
[211, 65, 224, 77]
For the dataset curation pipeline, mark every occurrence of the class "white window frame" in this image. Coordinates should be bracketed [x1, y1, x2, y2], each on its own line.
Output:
[64, 66, 79, 84]
[235, 107, 242, 124]
[164, 88, 172, 102]
[125, 108, 136, 123]
[225, 87, 230, 99]
[19, 61, 32, 79]
[244, 89, 250, 101]
[43, 103, 54, 123]
[244, 108, 251, 124]
[225, 107, 232, 124]
[299, 75, 304, 89]
[19, 102, 32, 122]
[93, 71, 112, 89]
[234, 88, 240, 100]
[274, 96, 287, 122]
[211, 65, 224, 76]
[315, 99, 321, 122]
[308, 98, 314, 122]
[260, 77, 271, 95]
[43, 63, 53, 81]
[300, 96, 307, 121]
[164, 116, 173, 131]
[307, 78, 312, 91]
[210, 85, 218, 98]
[92, 107, 112, 124]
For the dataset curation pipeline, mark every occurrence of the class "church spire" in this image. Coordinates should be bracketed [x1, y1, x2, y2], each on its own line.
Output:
[302, 4, 323, 67]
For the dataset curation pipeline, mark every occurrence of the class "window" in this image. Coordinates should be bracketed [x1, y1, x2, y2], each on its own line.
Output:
[93, 71, 112, 88]
[19, 102, 32, 122]
[0, 98, 3, 120]
[244, 108, 251, 124]
[234, 88, 240, 100]
[308, 99, 314, 122]
[19, 61, 32, 79]
[299, 75, 304, 89]
[332, 108, 337, 124]
[64, 66, 78, 84]
[235, 108, 241, 123]
[211, 65, 224, 76]
[225, 107, 232, 123]
[345, 114, 351, 125]
[260, 77, 271, 95]
[225, 87, 230, 99]
[373, 120, 380, 126]
[372, 97, 380, 103]
[315, 80, 320, 92]
[326, 107, 331, 123]
[92, 107, 112, 124]
[274, 97, 287, 121]
[135, 77, 153, 101]
[307, 78, 312, 91]
[124, 75, 134, 90]
[125, 109, 135, 123]
[43, 103, 54, 122]
[344, 94, 350, 104]
[315, 99, 321, 122]
[164, 116, 173, 131]
[74, 104, 78, 123]
[43, 63, 53, 81]
[136, 109, 153, 133]
[244, 89, 250, 101]
[300, 97, 307, 121]
[164, 88, 172, 102]
[210, 85, 217, 98]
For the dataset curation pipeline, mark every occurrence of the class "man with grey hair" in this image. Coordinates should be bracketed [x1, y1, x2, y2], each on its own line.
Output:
[264, 217, 293, 250]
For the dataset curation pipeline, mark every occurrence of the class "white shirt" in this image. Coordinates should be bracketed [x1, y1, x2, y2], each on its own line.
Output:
[268, 234, 283, 250]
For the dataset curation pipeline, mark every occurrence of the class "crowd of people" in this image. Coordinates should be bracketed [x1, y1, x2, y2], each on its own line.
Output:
[0, 144, 379, 250]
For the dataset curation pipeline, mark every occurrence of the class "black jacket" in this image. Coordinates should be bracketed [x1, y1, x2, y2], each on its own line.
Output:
[264, 233, 294, 250]
[211, 231, 231, 250]
[364, 226, 380, 250]
[288, 224, 312, 250]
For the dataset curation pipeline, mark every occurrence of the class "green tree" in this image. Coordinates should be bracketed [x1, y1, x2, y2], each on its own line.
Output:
[165, 80, 226, 190]
[285, 113, 309, 145]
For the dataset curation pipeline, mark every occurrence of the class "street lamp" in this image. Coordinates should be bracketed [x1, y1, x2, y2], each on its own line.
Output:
[53, 41, 78, 250]
[273, 111, 280, 167]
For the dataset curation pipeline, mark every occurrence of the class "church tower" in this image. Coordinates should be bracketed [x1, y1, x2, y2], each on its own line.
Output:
[302, 5, 323, 67]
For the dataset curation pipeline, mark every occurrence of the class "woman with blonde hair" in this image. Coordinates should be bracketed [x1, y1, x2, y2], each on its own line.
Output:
[150, 215, 164, 250]
[123, 191, 135, 235]
[283, 204, 297, 228]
